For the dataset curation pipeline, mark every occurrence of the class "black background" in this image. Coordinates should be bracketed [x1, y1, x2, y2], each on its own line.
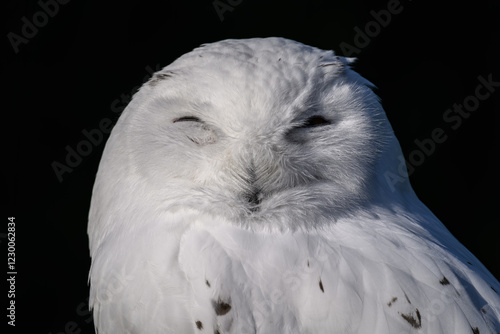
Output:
[4, 0, 499, 332]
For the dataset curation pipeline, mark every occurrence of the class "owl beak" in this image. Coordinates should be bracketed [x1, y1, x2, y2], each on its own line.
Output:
[241, 162, 263, 213]
[244, 188, 262, 212]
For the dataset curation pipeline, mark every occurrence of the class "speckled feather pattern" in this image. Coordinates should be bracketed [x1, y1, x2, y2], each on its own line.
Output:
[88, 38, 500, 333]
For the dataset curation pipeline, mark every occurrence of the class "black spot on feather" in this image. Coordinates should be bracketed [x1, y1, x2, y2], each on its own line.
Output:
[387, 297, 398, 307]
[440, 276, 450, 285]
[491, 286, 498, 293]
[205, 279, 211, 287]
[148, 71, 174, 86]
[196, 321, 203, 330]
[212, 298, 231, 316]
[400, 309, 422, 329]
[319, 279, 324, 293]
[471, 326, 480, 334]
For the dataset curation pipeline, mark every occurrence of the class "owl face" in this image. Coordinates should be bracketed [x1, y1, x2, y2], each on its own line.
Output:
[109, 38, 397, 227]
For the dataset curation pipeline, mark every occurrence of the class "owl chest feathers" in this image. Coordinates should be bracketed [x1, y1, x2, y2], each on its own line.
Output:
[90, 208, 500, 333]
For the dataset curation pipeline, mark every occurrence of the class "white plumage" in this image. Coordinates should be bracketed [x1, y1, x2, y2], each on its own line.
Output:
[88, 37, 500, 333]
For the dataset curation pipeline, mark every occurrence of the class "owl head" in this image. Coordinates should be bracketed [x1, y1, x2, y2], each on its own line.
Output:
[89, 37, 413, 242]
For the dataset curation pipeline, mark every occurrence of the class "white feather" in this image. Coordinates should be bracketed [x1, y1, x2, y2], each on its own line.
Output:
[88, 37, 500, 333]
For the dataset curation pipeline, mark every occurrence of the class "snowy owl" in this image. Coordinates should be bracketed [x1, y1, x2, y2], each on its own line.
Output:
[88, 37, 500, 333]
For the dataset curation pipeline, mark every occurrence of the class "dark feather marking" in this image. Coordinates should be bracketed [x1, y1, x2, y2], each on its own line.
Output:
[212, 298, 231, 316]
[404, 292, 411, 304]
[387, 297, 398, 307]
[206, 279, 211, 288]
[481, 308, 486, 314]
[156, 72, 173, 79]
[214, 330, 220, 334]
[187, 136, 200, 144]
[440, 276, 450, 285]
[196, 321, 203, 330]
[471, 326, 480, 334]
[400, 308, 422, 329]
[148, 71, 174, 86]
[319, 279, 324, 293]
[307, 260, 310, 267]
[491, 286, 498, 293]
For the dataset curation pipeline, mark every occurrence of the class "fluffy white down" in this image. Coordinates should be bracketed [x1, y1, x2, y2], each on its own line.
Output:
[88, 37, 500, 333]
